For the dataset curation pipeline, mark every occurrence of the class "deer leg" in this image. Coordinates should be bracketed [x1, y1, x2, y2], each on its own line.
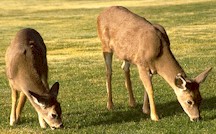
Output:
[38, 113, 46, 128]
[103, 52, 113, 110]
[137, 66, 159, 121]
[143, 90, 150, 114]
[10, 84, 18, 126]
[16, 92, 27, 122]
[121, 61, 136, 107]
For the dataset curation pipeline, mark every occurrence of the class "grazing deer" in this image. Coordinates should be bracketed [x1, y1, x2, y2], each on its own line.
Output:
[97, 6, 212, 121]
[5, 28, 63, 129]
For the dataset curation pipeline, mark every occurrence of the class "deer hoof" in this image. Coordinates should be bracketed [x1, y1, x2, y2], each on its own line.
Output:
[143, 108, 150, 115]
[10, 119, 17, 126]
[107, 102, 114, 110]
[151, 114, 159, 121]
[129, 100, 136, 108]
[142, 105, 150, 114]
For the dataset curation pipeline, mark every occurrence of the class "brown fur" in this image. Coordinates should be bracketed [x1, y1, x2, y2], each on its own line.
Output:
[5, 28, 63, 129]
[97, 6, 212, 121]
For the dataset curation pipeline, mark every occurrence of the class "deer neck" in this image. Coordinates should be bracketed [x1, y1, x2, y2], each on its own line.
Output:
[156, 49, 186, 92]
[27, 93, 43, 111]
[20, 80, 48, 113]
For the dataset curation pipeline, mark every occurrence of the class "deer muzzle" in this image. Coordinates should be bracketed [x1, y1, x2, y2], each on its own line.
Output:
[191, 116, 202, 122]
[51, 123, 64, 130]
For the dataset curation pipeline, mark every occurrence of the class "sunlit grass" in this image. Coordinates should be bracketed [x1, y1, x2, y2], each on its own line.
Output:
[0, 0, 215, 133]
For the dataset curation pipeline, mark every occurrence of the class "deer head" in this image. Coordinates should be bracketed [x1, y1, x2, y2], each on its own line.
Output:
[175, 67, 212, 121]
[29, 82, 63, 129]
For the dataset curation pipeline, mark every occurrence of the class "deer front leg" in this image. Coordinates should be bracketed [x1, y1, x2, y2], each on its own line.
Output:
[38, 113, 46, 128]
[103, 52, 113, 110]
[16, 92, 27, 122]
[10, 88, 18, 126]
[121, 61, 136, 107]
[137, 66, 159, 121]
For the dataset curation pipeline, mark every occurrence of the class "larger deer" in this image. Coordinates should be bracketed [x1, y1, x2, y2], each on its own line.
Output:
[5, 28, 63, 129]
[97, 6, 212, 121]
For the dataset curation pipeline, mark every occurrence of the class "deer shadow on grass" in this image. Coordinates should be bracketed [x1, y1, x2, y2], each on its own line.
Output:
[63, 96, 216, 129]
[84, 96, 216, 128]
[88, 102, 181, 127]
[201, 96, 216, 120]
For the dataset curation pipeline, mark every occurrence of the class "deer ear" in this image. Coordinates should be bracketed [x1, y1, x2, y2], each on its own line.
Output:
[49, 82, 59, 98]
[195, 67, 212, 84]
[175, 73, 187, 90]
[29, 91, 46, 108]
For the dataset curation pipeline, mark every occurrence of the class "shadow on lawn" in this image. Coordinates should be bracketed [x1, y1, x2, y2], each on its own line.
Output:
[89, 96, 216, 127]
[201, 96, 216, 120]
[64, 96, 216, 129]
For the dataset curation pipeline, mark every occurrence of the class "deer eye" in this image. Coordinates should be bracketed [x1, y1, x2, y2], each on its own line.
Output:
[51, 114, 58, 119]
[187, 100, 193, 105]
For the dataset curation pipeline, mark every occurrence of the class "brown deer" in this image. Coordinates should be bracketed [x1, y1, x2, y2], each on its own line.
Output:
[5, 28, 63, 129]
[97, 6, 212, 121]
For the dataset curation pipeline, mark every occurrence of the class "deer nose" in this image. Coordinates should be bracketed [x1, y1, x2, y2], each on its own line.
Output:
[59, 124, 64, 128]
[191, 116, 202, 122]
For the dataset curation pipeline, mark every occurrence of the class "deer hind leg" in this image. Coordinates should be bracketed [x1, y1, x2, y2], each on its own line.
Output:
[121, 60, 136, 107]
[143, 90, 150, 114]
[10, 83, 18, 126]
[16, 92, 27, 122]
[137, 66, 159, 121]
[103, 52, 113, 110]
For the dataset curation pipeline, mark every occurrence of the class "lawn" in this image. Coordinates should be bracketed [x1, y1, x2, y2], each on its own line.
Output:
[0, 0, 215, 133]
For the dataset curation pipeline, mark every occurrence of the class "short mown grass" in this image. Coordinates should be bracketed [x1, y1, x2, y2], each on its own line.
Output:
[0, 0, 215, 133]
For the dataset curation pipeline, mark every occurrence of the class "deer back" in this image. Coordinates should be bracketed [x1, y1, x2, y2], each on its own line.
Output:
[97, 6, 183, 75]
[6, 28, 48, 94]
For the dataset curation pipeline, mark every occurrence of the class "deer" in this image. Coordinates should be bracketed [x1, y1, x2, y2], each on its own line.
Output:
[5, 28, 63, 129]
[97, 6, 212, 122]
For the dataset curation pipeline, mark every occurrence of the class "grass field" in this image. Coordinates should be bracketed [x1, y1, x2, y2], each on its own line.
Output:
[0, 0, 215, 133]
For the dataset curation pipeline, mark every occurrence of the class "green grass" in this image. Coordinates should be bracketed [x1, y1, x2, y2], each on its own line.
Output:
[0, 0, 215, 133]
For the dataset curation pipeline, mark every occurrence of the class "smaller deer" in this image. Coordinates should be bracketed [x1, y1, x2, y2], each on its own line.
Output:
[5, 28, 63, 129]
[97, 6, 212, 121]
